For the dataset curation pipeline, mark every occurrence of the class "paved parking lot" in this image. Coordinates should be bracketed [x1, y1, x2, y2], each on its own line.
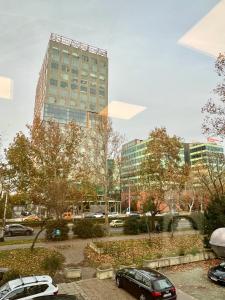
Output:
[59, 278, 196, 300]
[163, 265, 225, 300]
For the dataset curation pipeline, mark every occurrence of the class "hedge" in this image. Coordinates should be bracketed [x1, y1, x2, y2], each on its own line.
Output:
[45, 219, 69, 241]
[73, 219, 105, 238]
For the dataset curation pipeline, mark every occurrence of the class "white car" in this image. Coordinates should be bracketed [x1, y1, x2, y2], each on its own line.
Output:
[0, 275, 58, 300]
[108, 212, 119, 218]
[109, 219, 124, 228]
[93, 212, 104, 218]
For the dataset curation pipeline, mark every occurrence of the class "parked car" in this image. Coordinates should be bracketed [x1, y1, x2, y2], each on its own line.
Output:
[4, 224, 34, 236]
[0, 275, 58, 300]
[93, 212, 104, 218]
[21, 210, 32, 217]
[208, 262, 225, 285]
[109, 219, 124, 228]
[108, 212, 119, 218]
[126, 212, 141, 218]
[116, 267, 177, 300]
[23, 215, 41, 222]
[84, 213, 95, 219]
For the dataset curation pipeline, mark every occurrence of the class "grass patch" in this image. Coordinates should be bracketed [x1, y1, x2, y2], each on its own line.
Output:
[0, 248, 64, 276]
[85, 234, 203, 268]
[0, 239, 44, 247]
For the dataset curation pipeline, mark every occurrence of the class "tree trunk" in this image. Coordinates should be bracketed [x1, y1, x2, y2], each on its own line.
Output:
[30, 222, 46, 251]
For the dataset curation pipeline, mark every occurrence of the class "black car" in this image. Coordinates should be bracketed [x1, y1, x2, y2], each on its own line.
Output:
[116, 267, 176, 300]
[4, 224, 34, 236]
[208, 262, 225, 285]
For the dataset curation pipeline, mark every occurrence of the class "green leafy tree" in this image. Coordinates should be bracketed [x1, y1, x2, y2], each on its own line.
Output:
[140, 127, 186, 215]
[6, 118, 83, 218]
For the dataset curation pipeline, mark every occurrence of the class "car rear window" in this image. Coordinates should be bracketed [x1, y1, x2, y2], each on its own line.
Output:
[153, 279, 172, 290]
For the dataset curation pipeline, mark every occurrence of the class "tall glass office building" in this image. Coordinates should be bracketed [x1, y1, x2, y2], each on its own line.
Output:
[34, 33, 108, 127]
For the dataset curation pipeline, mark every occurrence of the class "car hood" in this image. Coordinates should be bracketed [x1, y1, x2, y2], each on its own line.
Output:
[210, 267, 225, 278]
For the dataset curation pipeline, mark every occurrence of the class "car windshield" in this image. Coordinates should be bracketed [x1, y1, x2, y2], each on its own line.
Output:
[0, 283, 11, 297]
[153, 279, 172, 291]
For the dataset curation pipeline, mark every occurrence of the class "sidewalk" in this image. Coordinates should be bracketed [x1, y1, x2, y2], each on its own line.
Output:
[0, 230, 199, 266]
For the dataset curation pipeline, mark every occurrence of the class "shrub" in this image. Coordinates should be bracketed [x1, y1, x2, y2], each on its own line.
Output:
[42, 252, 65, 276]
[1, 269, 20, 284]
[123, 217, 139, 235]
[189, 247, 200, 256]
[73, 220, 105, 238]
[93, 224, 105, 237]
[45, 219, 69, 241]
[73, 220, 94, 238]
[138, 218, 148, 233]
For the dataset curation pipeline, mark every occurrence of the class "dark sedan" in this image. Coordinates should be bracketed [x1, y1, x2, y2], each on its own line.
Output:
[4, 224, 34, 236]
[208, 262, 225, 285]
[116, 267, 176, 300]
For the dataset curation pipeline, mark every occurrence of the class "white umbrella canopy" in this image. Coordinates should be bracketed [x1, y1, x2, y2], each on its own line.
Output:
[210, 228, 225, 247]
[210, 228, 225, 258]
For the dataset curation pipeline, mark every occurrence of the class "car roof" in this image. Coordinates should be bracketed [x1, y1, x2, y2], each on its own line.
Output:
[7, 224, 23, 227]
[125, 268, 165, 280]
[8, 276, 52, 289]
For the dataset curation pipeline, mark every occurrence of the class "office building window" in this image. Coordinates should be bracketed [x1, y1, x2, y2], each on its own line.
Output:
[71, 90, 77, 99]
[99, 86, 105, 96]
[71, 78, 78, 90]
[90, 73, 97, 78]
[71, 56, 79, 66]
[82, 55, 89, 62]
[51, 62, 59, 69]
[81, 70, 88, 78]
[62, 64, 70, 72]
[50, 79, 58, 86]
[59, 98, 66, 105]
[48, 96, 56, 104]
[62, 51, 70, 64]
[61, 73, 69, 81]
[80, 85, 87, 92]
[49, 86, 57, 95]
[71, 68, 78, 75]
[60, 81, 68, 88]
[82, 63, 89, 71]
[51, 47, 60, 61]
[81, 80, 88, 85]
[90, 87, 96, 95]
[60, 89, 69, 97]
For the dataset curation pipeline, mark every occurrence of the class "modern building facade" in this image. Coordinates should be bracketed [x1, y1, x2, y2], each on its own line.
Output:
[34, 33, 108, 127]
[120, 138, 224, 211]
[189, 142, 224, 166]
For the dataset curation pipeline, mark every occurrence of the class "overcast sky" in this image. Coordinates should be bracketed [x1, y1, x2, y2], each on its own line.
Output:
[0, 0, 221, 147]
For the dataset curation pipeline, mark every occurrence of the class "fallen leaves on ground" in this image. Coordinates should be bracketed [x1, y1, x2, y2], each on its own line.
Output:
[85, 234, 204, 267]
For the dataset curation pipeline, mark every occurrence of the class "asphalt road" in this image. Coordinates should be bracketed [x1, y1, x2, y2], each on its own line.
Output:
[3, 226, 123, 241]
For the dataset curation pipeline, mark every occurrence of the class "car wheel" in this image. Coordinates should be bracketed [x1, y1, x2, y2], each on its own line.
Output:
[116, 277, 122, 288]
[139, 294, 146, 300]
[8, 231, 12, 237]
[26, 231, 31, 236]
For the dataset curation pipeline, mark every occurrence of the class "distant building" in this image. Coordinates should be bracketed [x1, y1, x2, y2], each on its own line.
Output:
[189, 142, 224, 166]
[120, 138, 224, 211]
[34, 33, 108, 127]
